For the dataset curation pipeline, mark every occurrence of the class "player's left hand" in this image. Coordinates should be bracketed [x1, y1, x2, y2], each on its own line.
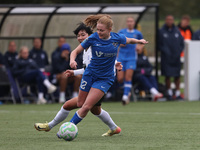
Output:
[138, 39, 148, 44]
[115, 62, 123, 71]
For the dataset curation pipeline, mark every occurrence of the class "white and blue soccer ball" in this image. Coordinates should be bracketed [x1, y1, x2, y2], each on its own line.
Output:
[58, 122, 78, 141]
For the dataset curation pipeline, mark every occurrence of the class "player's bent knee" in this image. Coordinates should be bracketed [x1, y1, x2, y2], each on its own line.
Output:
[82, 104, 92, 112]
[90, 106, 101, 115]
[90, 109, 101, 115]
[117, 78, 123, 83]
[63, 104, 71, 110]
[77, 101, 83, 108]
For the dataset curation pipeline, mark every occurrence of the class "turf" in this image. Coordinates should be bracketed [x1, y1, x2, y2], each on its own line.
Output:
[1, 101, 200, 150]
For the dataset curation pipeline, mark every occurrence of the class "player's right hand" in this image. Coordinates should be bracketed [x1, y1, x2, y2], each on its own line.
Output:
[115, 62, 123, 71]
[64, 70, 74, 77]
[70, 60, 77, 69]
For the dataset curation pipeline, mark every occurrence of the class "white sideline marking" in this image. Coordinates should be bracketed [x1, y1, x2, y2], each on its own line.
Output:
[1, 110, 200, 116]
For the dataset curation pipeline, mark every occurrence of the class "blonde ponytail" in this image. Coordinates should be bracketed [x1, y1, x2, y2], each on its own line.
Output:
[84, 14, 113, 29]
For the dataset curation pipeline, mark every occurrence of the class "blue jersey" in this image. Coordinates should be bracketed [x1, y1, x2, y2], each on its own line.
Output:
[81, 32, 126, 81]
[117, 28, 143, 61]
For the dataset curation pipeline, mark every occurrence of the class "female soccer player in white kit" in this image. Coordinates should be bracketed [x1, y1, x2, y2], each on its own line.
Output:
[68, 15, 148, 128]
[35, 23, 123, 137]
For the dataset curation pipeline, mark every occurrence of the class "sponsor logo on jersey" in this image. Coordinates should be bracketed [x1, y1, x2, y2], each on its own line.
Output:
[104, 53, 117, 57]
[96, 43, 102, 46]
[95, 51, 104, 57]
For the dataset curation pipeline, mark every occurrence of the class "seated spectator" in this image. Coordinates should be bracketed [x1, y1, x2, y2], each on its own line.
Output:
[192, 29, 200, 40]
[29, 37, 49, 71]
[52, 36, 66, 57]
[51, 43, 81, 103]
[12, 46, 56, 104]
[52, 36, 83, 69]
[3, 42, 22, 103]
[132, 44, 163, 101]
[4, 41, 18, 69]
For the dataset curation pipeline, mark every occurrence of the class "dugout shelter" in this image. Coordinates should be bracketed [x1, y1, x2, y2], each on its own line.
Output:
[0, 3, 159, 78]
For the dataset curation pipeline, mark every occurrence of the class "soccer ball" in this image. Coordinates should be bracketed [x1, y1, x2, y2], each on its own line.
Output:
[58, 122, 78, 141]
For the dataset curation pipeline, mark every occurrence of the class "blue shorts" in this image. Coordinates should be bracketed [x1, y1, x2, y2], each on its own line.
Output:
[119, 60, 136, 71]
[79, 75, 113, 94]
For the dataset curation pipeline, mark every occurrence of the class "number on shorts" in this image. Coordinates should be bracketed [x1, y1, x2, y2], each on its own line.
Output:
[80, 79, 87, 89]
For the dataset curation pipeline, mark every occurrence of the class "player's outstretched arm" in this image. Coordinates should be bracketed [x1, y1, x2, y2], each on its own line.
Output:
[126, 38, 148, 44]
[70, 44, 84, 69]
[64, 70, 74, 77]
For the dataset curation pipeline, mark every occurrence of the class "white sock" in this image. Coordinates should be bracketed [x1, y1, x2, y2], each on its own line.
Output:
[43, 79, 52, 88]
[150, 87, 159, 96]
[72, 91, 78, 98]
[96, 109, 117, 130]
[59, 92, 65, 99]
[168, 89, 173, 96]
[48, 106, 70, 129]
[38, 92, 44, 99]
[175, 90, 181, 97]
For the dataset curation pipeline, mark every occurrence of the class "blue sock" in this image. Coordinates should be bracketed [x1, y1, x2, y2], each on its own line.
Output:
[70, 111, 83, 125]
[124, 81, 132, 96]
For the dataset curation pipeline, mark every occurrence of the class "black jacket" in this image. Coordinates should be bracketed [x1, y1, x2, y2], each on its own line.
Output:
[29, 48, 49, 69]
[51, 48, 70, 74]
[12, 58, 38, 77]
[4, 51, 18, 69]
[159, 24, 184, 77]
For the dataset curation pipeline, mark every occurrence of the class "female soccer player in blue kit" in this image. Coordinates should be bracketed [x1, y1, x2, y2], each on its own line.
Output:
[35, 23, 123, 137]
[68, 14, 148, 127]
[117, 17, 143, 105]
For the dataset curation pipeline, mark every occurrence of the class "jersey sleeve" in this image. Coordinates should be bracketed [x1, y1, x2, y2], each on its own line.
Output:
[118, 29, 124, 34]
[137, 31, 143, 39]
[81, 34, 94, 49]
[118, 33, 127, 45]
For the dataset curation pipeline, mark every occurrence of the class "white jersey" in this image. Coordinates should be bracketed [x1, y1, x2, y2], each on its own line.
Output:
[74, 47, 92, 76]
[83, 47, 92, 67]
[74, 46, 117, 76]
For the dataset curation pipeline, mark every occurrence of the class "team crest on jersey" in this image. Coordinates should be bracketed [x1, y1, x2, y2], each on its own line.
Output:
[112, 42, 118, 47]
[175, 33, 179, 38]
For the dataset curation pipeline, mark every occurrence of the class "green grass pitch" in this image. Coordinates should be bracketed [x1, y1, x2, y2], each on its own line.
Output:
[1, 101, 200, 150]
